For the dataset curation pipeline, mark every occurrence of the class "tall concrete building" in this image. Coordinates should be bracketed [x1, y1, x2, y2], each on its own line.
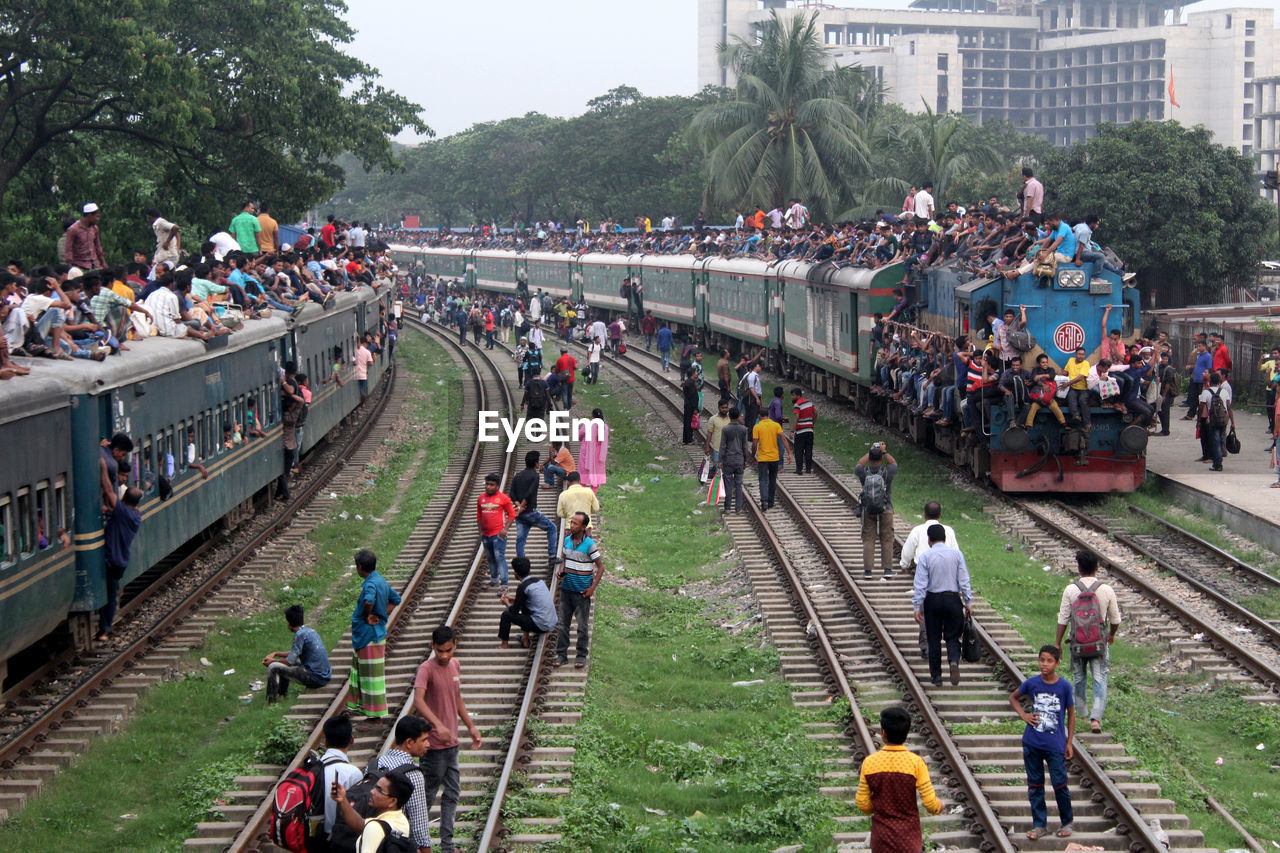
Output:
[699, 0, 1280, 154]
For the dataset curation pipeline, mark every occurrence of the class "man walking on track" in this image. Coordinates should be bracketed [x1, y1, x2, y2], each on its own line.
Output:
[912, 525, 973, 686]
[855, 443, 898, 577]
[791, 387, 816, 475]
[554, 511, 604, 669]
[510, 451, 558, 563]
[1054, 550, 1121, 734]
[347, 549, 400, 718]
[478, 473, 517, 591]
[751, 405, 790, 510]
[413, 624, 483, 853]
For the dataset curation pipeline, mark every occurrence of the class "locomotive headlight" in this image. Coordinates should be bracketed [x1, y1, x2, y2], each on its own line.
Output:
[1058, 270, 1086, 289]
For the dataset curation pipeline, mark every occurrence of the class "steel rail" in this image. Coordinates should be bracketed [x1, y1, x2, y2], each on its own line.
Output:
[231, 319, 514, 851]
[0, 360, 397, 774]
[1124, 503, 1280, 589]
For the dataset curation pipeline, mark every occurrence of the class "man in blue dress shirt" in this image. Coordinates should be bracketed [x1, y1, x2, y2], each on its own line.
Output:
[262, 604, 331, 703]
[912, 524, 973, 686]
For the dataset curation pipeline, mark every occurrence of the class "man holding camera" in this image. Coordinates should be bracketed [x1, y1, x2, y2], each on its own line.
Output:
[855, 442, 898, 577]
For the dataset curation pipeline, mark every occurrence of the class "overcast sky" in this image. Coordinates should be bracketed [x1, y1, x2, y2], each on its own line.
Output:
[343, 0, 1280, 142]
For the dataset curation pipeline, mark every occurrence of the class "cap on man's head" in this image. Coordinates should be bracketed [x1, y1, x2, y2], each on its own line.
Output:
[83, 202, 99, 214]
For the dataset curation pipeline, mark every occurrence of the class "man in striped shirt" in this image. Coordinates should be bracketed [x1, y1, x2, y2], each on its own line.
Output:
[554, 511, 604, 669]
[791, 388, 816, 475]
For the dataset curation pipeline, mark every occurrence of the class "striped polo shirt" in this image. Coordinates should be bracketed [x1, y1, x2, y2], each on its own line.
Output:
[561, 534, 601, 593]
[793, 397, 815, 434]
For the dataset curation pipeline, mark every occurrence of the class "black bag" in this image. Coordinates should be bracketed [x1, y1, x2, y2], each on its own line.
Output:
[1007, 328, 1037, 353]
[1225, 428, 1241, 455]
[328, 757, 384, 853]
[372, 820, 416, 853]
[917, 627, 928, 661]
[961, 614, 981, 663]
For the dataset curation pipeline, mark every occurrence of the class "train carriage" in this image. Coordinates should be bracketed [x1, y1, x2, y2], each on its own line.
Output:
[420, 247, 470, 281]
[637, 255, 698, 330]
[577, 253, 633, 311]
[522, 251, 574, 300]
[0, 376, 75, 677]
[474, 250, 521, 295]
[704, 258, 774, 349]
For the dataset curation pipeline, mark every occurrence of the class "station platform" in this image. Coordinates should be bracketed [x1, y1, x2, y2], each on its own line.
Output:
[1143, 400, 1280, 552]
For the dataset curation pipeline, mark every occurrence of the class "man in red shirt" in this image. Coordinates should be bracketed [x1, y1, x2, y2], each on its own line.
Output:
[412, 624, 482, 853]
[791, 388, 817, 475]
[1211, 333, 1232, 379]
[320, 214, 337, 248]
[477, 473, 516, 589]
[640, 310, 657, 351]
[554, 347, 577, 409]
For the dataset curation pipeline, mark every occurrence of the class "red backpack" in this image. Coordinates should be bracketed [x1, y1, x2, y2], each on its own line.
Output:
[270, 752, 342, 852]
[1068, 579, 1106, 658]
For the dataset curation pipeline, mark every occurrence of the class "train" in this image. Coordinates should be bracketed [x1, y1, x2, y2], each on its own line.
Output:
[395, 244, 1144, 494]
[0, 284, 394, 686]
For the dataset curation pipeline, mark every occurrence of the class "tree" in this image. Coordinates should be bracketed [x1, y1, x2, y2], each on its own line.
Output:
[0, 0, 426, 252]
[1043, 121, 1272, 305]
[689, 10, 877, 218]
[863, 103, 1001, 208]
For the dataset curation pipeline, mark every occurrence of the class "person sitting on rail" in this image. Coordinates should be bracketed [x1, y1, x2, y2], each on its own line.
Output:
[261, 604, 332, 704]
[498, 556, 557, 649]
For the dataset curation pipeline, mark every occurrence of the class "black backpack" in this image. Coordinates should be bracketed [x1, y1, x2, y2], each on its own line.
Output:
[372, 820, 416, 853]
[328, 757, 385, 853]
[1208, 389, 1229, 429]
[861, 470, 889, 515]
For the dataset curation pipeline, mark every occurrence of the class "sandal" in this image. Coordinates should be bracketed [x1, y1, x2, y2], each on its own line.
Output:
[551, 658, 568, 668]
[1056, 825, 1074, 838]
[1026, 826, 1050, 840]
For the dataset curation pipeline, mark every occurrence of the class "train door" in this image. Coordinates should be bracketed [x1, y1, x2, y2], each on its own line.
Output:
[843, 292, 858, 373]
[808, 287, 835, 358]
[695, 258, 712, 332]
[955, 278, 1004, 342]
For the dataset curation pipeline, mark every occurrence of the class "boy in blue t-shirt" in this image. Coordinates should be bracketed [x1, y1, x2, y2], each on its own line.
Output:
[1010, 644, 1075, 840]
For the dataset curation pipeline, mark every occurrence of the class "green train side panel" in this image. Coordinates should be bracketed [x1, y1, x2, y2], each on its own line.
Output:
[578, 256, 629, 310]
[706, 269, 770, 346]
[523, 256, 573, 299]
[476, 254, 518, 293]
[856, 264, 905, 386]
[640, 262, 696, 324]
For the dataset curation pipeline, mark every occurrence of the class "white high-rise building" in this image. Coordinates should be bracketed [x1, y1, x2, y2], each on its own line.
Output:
[699, 0, 1280, 155]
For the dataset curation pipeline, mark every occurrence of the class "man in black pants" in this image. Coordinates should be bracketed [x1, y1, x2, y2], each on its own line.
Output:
[498, 557, 558, 648]
[911, 524, 973, 686]
[791, 387, 816, 474]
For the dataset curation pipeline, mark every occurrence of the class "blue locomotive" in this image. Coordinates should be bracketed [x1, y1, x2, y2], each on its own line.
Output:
[0, 285, 393, 685]
[399, 243, 1143, 494]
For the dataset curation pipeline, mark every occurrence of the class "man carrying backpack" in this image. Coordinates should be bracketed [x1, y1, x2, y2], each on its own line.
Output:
[855, 443, 898, 577]
[1054, 550, 1121, 734]
[330, 766, 416, 853]
[1198, 370, 1231, 471]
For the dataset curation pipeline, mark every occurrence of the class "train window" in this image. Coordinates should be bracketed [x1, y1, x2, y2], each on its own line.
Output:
[34, 482, 50, 550]
[53, 476, 67, 535]
[0, 494, 12, 567]
[16, 487, 33, 557]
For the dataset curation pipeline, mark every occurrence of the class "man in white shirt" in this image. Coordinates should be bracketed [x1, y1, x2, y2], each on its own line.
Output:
[148, 208, 181, 267]
[319, 716, 362, 841]
[348, 222, 366, 248]
[900, 501, 959, 571]
[914, 182, 935, 221]
[529, 290, 543, 323]
[527, 320, 545, 351]
[207, 231, 241, 261]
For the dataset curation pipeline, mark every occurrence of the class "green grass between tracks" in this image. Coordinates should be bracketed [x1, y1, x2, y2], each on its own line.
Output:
[0, 331, 461, 852]
[811, 415, 1280, 850]
[502, 371, 844, 852]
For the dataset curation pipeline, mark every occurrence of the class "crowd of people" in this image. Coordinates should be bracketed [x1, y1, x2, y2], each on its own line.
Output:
[1, 203, 396, 379]
[377, 173, 1129, 293]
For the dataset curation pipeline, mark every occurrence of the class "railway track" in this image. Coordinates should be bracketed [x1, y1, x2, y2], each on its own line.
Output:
[605, 337, 1208, 852]
[0, 363, 400, 826]
[196, 318, 584, 852]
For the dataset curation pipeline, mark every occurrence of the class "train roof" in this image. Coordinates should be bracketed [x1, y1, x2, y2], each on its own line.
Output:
[0, 372, 73, 425]
[4, 285, 386, 398]
[576, 253, 634, 268]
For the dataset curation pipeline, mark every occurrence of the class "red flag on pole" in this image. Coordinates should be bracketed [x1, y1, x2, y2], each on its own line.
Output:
[1168, 68, 1180, 108]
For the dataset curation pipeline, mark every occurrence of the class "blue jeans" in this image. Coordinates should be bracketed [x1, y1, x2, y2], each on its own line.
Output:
[1078, 250, 1121, 275]
[1208, 425, 1224, 468]
[561, 380, 574, 409]
[515, 509, 558, 558]
[659, 348, 671, 371]
[481, 534, 509, 586]
[543, 463, 567, 486]
[1023, 743, 1073, 829]
[1071, 645, 1109, 723]
[645, 333, 654, 351]
[757, 460, 779, 507]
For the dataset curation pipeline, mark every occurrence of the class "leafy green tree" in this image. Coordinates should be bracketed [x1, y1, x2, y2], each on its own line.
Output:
[689, 10, 877, 218]
[863, 103, 1000, 207]
[1043, 121, 1271, 305]
[0, 0, 425, 261]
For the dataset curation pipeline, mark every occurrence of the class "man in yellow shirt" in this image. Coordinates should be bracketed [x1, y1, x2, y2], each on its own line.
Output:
[556, 472, 600, 526]
[1064, 346, 1091, 430]
[257, 203, 280, 254]
[751, 409, 790, 510]
[856, 705, 942, 853]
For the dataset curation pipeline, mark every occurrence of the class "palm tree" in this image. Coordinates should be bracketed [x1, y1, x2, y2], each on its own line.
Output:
[689, 11, 879, 218]
[866, 102, 1002, 206]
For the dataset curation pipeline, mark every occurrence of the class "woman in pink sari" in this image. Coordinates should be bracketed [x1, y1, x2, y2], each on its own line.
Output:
[576, 408, 609, 492]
